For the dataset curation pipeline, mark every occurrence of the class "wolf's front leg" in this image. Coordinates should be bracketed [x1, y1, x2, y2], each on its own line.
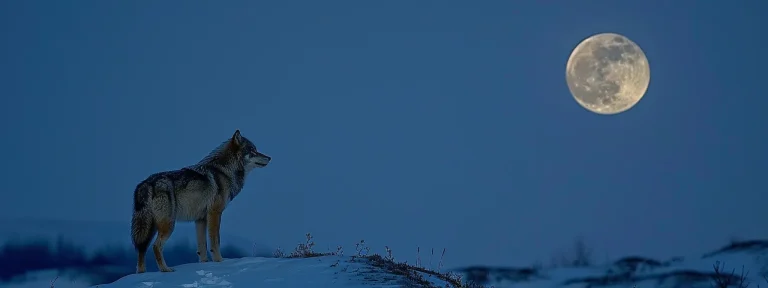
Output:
[195, 218, 209, 262]
[207, 210, 224, 262]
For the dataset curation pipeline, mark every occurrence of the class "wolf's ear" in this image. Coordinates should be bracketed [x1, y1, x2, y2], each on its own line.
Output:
[232, 129, 243, 145]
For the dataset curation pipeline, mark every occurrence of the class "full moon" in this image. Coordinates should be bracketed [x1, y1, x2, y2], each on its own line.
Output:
[565, 33, 650, 115]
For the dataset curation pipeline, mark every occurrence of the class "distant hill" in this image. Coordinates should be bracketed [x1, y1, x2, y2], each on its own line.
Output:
[452, 240, 768, 288]
[0, 217, 262, 252]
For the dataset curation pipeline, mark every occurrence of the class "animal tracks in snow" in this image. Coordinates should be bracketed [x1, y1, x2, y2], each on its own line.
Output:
[179, 270, 231, 288]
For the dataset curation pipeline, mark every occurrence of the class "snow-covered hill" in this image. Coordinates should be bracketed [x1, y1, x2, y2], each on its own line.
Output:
[3, 218, 767, 288]
[92, 240, 768, 288]
[98, 256, 459, 288]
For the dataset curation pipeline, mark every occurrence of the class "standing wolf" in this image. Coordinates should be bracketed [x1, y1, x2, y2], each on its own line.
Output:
[131, 130, 271, 273]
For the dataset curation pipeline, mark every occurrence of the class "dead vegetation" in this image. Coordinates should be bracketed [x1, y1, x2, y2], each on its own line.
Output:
[709, 260, 768, 288]
[272, 233, 343, 259]
[276, 233, 491, 288]
[272, 235, 768, 288]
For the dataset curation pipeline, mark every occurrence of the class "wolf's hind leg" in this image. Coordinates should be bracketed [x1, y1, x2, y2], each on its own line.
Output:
[132, 218, 156, 274]
[195, 218, 209, 262]
[136, 240, 153, 274]
[207, 210, 224, 262]
[136, 245, 151, 273]
[153, 220, 176, 272]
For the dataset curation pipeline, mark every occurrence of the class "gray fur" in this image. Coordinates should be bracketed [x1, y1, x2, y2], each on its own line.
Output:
[130, 130, 270, 273]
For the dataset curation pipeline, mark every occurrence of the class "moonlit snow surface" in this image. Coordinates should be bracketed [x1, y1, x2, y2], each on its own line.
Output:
[94, 256, 455, 288]
[2, 219, 767, 288]
[98, 243, 768, 288]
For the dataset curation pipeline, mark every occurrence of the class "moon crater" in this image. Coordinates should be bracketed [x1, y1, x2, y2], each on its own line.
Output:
[566, 33, 650, 114]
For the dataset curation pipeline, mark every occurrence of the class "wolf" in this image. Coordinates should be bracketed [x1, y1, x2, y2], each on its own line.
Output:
[130, 130, 271, 273]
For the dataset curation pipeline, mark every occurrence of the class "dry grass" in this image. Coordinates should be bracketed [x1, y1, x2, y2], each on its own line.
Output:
[277, 234, 491, 288]
[272, 233, 343, 259]
[50, 275, 58, 288]
[709, 260, 768, 288]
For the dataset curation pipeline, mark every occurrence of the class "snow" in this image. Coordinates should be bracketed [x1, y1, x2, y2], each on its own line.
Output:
[77, 241, 767, 288]
[0, 245, 766, 288]
[95, 255, 453, 288]
[3, 218, 768, 288]
[102, 257, 352, 288]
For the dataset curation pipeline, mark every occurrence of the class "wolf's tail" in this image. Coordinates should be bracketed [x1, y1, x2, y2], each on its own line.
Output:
[131, 182, 157, 253]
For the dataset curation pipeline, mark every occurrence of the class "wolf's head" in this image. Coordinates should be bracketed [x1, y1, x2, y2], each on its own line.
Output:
[229, 129, 271, 172]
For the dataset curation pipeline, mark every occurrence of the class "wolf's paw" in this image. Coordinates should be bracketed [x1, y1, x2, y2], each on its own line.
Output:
[159, 266, 176, 272]
[212, 255, 224, 262]
[199, 257, 209, 263]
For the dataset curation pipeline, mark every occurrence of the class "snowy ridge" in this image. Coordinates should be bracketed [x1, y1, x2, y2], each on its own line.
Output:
[97, 255, 456, 288]
[91, 240, 768, 288]
[3, 217, 767, 288]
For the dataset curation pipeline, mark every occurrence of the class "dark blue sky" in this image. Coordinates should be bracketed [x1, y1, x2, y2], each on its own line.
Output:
[1, 1, 766, 267]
